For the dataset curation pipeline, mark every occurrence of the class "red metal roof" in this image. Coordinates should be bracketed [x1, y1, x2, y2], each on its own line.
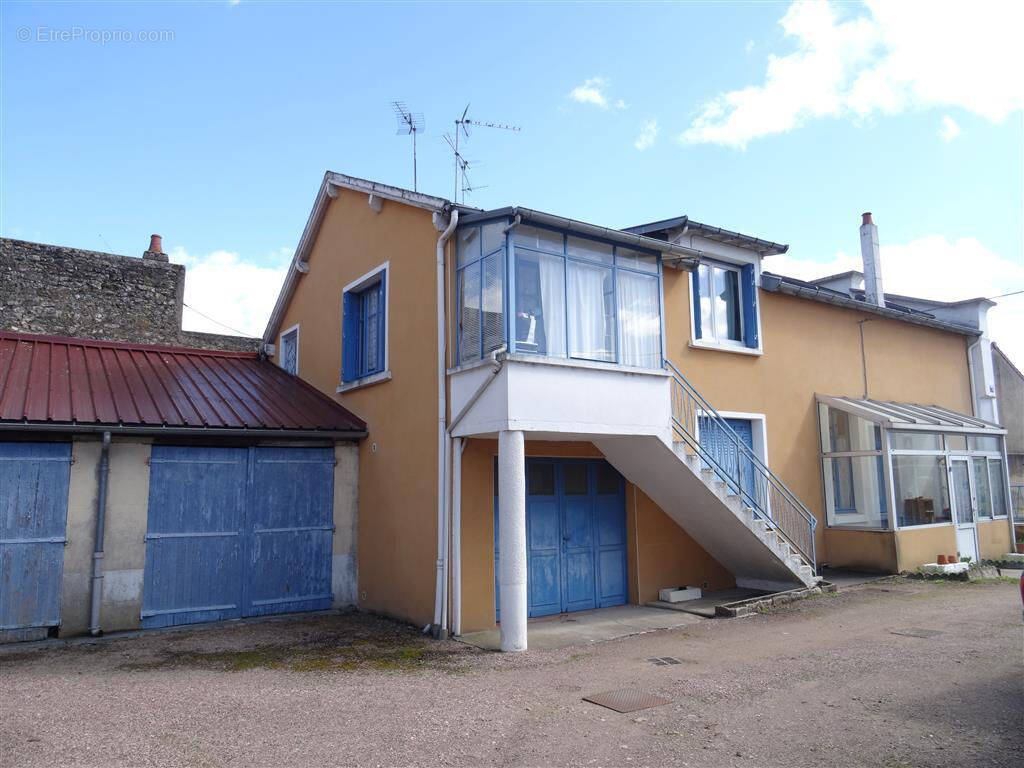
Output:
[0, 332, 366, 436]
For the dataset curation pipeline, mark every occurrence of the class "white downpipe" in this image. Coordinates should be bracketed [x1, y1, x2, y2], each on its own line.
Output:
[498, 429, 528, 652]
[452, 437, 464, 636]
[433, 209, 459, 636]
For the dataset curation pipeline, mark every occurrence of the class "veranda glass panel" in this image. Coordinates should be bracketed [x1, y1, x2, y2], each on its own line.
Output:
[823, 456, 888, 528]
[820, 405, 881, 453]
[890, 432, 943, 451]
[567, 261, 614, 362]
[514, 225, 563, 254]
[973, 457, 992, 517]
[893, 455, 952, 527]
[616, 271, 660, 368]
[459, 266, 482, 363]
[514, 251, 565, 356]
[988, 458, 1008, 517]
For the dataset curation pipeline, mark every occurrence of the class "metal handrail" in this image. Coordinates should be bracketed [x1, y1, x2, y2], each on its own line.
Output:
[664, 358, 817, 571]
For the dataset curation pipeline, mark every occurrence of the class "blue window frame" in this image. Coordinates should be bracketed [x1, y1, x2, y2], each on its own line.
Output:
[692, 258, 759, 349]
[342, 272, 386, 383]
[455, 220, 664, 369]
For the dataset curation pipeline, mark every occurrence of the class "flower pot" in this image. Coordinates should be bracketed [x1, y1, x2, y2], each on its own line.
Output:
[949, 554, 958, 564]
[937, 555, 948, 564]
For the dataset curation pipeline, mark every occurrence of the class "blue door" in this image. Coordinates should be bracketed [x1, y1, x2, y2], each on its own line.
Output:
[0, 442, 72, 635]
[699, 417, 758, 505]
[496, 459, 627, 619]
[142, 445, 334, 629]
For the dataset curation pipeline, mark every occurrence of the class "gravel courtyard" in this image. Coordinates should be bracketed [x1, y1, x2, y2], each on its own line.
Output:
[1, 578, 1020, 768]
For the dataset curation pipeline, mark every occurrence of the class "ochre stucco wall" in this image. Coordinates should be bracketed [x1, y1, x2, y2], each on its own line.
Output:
[896, 525, 958, 571]
[272, 188, 442, 627]
[821, 528, 898, 573]
[977, 518, 1013, 560]
[458, 438, 733, 634]
[662, 267, 973, 570]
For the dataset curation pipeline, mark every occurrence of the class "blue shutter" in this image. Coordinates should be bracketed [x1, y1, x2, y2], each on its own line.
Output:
[691, 268, 702, 340]
[341, 291, 359, 382]
[740, 264, 758, 349]
[376, 273, 386, 372]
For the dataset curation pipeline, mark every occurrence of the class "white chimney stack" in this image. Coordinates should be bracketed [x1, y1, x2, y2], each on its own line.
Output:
[859, 212, 884, 308]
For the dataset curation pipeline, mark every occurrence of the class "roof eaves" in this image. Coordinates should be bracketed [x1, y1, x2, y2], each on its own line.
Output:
[762, 273, 981, 337]
[625, 215, 788, 256]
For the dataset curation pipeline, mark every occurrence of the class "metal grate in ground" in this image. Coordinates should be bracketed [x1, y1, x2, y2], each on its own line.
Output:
[582, 688, 671, 713]
[646, 656, 682, 666]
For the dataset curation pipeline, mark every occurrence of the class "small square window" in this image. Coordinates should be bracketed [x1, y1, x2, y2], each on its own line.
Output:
[693, 260, 757, 349]
[528, 463, 556, 496]
[563, 463, 588, 495]
[596, 462, 620, 495]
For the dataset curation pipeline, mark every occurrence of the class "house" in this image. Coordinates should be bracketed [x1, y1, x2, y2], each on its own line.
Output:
[0, 235, 258, 351]
[0, 236, 366, 643]
[262, 172, 1015, 651]
[992, 343, 1024, 540]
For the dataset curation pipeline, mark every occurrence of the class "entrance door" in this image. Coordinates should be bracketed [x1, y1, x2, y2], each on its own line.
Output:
[949, 457, 979, 562]
[699, 417, 758, 504]
[495, 459, 627, 620]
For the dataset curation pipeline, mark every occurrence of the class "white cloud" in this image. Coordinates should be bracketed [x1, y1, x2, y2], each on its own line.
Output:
[634, 119, 659, 150]
[682, 0, 1024, 148]
[771, 234, 1024, 369]
[745, 40, 755, 53]
[614, 99, 628, 111]
[938, 114, 961, 142]
[569, 77, 611, 108]
[172, 246, 289, 338]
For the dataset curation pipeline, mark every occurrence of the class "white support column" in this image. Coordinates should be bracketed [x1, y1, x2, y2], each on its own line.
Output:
[498, 429, 527, 652]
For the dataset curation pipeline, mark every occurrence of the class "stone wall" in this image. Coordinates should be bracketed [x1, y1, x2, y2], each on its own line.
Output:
[0, 237, 259, 352]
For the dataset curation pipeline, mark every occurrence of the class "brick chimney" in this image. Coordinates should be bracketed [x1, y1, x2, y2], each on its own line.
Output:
[143, 234, 168, 263]
[859, 213, 884, 308]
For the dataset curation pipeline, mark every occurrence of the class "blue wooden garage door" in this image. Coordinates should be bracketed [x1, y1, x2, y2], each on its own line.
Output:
[496, 459, 627, 620]
[142, 445, 334, 628]
[0, 442, 72, 633]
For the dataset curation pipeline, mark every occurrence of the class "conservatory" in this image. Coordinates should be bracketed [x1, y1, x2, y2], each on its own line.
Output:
[817, 395, 1014, 570]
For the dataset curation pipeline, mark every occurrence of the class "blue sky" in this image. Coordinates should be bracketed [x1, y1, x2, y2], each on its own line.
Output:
[2, 1, 1022, 361]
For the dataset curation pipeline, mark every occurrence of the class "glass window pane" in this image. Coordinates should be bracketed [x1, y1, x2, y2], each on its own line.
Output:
[567, 236, 613, 264]
[968, 435, 1000, 452]
[281, 330, 298, 375]
[482, 252, 505, 355]
[459, 265, 481, 363]
[563, 463, 588, 495]
[824, 456, 888, 528]
[989, 458, 1007, 517]
[457, 227, 479, 266]
[951, 460, 973, 524]
[945, 434, 967, 451]
[894, 455, 952, 527]
[890, 432, 943, 451]
[514, 225, 563, 254]
[527, 463, 555, 496]
[713, 266, 741, 342]
[821, 406, 881, 453]
[481, 221, 505, 256]
[617, 271, 661, 368]
[973, 457, 992, 517]
[616, 247, 658, 273]
[514, 251, 565, 356]
[698, 264, 713, 340]
[567, 260, 614, 362]
[596, 462, 620, 495]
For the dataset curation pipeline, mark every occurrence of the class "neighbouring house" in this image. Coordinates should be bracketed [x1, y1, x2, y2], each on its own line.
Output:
[0, 331, 365, 642]
[992, 343, 1024, 539]
[0, 232, 368, 642]
[0, 235, 258, 352]
[261, 172, 1015, 652]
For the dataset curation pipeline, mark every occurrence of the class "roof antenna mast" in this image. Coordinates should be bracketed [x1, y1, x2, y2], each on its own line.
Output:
[391, 101, 425, 192]
[446, 104, 521, 204]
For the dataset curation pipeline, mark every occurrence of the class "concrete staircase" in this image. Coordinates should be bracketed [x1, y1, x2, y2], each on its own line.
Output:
[596, 434, 817, 590]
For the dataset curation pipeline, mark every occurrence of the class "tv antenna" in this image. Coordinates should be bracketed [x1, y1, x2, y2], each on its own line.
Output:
[449, 103, 520, 203]
[391, 100, 425, 191]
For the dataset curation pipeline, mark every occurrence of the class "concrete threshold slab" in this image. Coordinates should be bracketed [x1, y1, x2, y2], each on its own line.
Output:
[456, 604, 702, 652]
[647, 588, 767, 618]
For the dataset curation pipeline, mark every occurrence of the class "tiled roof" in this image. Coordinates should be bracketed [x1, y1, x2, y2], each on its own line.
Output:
[0, 331, 365, 436]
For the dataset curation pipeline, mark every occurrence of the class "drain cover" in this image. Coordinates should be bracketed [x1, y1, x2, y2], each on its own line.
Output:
[583, 688, 671, 713]
[890, 628, 943, 638]
[647, 656, 682, 666]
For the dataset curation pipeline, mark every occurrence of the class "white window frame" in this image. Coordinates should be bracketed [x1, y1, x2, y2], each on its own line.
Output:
[685, 244, 764, 357]
[337, 261, 392, 393]
[278, 323, 300, 375]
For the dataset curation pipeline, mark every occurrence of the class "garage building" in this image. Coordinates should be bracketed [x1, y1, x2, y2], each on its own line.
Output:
[0, 331, 365, 642]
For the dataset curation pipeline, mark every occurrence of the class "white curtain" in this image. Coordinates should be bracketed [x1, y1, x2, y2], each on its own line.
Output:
[537, 253, 566, 356]
[617, 271, 660, 368]
[568, 261, 611, 361]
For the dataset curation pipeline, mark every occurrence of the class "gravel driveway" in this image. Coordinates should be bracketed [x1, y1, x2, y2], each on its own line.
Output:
[1, 578, 1020, 768]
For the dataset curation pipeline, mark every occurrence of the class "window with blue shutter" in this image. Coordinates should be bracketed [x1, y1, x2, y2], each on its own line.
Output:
[691, 259, 760, 350]
[341, 271, 386, 383]
[280, 328, 298, 375]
